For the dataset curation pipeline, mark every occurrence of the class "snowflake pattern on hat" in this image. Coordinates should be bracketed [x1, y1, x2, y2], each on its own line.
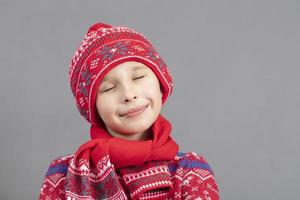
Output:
[78, 69, 92, 98]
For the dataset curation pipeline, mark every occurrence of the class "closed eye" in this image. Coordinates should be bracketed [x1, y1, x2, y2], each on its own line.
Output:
[133, 75, 145, 80]
[103, 86, 115, 92]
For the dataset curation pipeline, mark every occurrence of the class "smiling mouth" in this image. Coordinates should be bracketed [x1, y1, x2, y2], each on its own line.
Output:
[119, 104, 149, 117]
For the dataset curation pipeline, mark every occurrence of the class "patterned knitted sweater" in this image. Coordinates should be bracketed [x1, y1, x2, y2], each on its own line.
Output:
[39, 152, 219, 199]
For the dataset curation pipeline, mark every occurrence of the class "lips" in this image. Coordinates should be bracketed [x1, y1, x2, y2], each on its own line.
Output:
[119, 104, 148, 117]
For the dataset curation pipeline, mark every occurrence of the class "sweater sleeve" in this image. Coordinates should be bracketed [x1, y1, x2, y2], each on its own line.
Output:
[38, 155, 71, 200]
[179, 152, 219, 200]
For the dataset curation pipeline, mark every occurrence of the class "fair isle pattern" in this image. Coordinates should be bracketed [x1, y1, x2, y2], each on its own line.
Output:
[122, 165, 170, 184]
[65, 189, 127, 200]
[67, 155, 114, 182]
[39, 152, 219, 200]
[43, 173, 66, 188]
[184, 169, 214, 182]
[139, 189, 171, 200]
[69, 24, 174, 126]
[39, 155, 72, 199]
[69, 26, 146, 76]
[131, 180, 172, 199]
[169, 153, 219, 199]
[64, 154, 127, 199]
[117, 160, 173, 199]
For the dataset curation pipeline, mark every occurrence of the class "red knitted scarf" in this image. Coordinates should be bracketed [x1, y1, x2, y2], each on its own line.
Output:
[65, 114, 179, 199]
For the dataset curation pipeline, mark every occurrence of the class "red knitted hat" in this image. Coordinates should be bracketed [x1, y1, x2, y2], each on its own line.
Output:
[69, 22, 173, 126]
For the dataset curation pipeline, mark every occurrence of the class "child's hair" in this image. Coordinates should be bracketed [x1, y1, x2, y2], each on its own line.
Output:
[69, 23, 174, 126]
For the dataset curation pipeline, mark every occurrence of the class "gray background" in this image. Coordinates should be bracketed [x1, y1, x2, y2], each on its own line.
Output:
[1, 0, 299, 199]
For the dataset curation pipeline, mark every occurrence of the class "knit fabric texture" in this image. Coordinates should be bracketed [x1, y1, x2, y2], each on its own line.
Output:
[76, 114, 178, 170]
[39, 152, 219, 200]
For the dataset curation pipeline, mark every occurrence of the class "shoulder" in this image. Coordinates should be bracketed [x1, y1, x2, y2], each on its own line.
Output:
[39, 154, 74, 199]
[169, 152, 220, 199]
[44, 154, 74, 177]
[169, 152, 215, 175]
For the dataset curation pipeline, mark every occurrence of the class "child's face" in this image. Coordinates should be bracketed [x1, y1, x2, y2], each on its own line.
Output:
[96, 61, 163, 140]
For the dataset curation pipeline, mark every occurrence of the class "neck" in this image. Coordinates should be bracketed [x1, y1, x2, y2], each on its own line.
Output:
[107, 127, 152, 141]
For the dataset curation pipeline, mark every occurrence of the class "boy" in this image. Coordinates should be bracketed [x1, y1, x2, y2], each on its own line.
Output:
[39, 22, 219, 200]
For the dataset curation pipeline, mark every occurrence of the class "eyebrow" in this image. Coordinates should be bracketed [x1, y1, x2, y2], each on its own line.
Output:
[132, 65, 147, 71]
[102, 65, 146, 82]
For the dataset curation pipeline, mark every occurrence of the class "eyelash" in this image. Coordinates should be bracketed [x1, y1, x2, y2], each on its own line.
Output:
[102, 76, 145, 92]
[133, 75, 145, 80]
[103, 87, 114, 92]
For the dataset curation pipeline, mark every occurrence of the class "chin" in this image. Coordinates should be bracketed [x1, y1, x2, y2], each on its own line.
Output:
[117, 122, 152, 135]
[120, 126, 149, 135]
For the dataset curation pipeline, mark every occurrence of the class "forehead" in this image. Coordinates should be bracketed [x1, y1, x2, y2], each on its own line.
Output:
[102, 61, 149, 82]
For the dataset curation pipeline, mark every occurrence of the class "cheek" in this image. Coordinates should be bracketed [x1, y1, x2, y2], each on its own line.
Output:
[140, 77, 161, 94]
[140, 85, 162, 107]
[96, 96, 115, 119]
[140, 86, 157, 98]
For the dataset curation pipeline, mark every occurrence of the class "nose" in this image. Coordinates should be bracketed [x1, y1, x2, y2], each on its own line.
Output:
[121, 83, 138, 103]
[124, 95, 137, 103]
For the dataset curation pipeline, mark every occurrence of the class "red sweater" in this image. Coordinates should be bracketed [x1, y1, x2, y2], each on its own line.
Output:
[39, 152, 219, 199]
